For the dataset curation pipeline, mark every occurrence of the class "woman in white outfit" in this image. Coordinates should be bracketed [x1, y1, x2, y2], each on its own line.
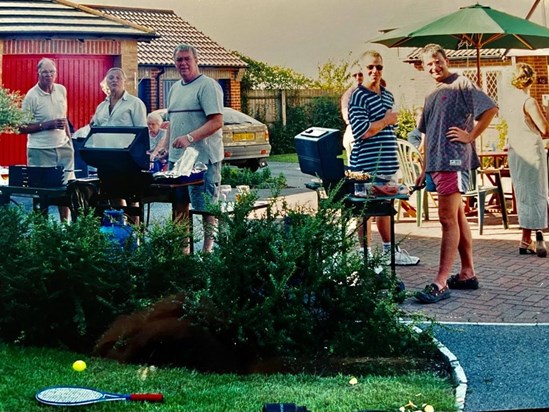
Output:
[507, 62, 549, 257]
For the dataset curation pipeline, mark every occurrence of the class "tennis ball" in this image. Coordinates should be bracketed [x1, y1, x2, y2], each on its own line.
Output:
[72, 360, 87, 372]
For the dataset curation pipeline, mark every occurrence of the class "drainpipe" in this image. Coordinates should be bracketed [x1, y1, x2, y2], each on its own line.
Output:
[155, 67, 165, 109]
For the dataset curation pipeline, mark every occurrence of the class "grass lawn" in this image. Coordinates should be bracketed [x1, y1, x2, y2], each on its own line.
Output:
[0, 344, 456, 411]
[269, 152, 349, 165]
[269, 153, 299, 163]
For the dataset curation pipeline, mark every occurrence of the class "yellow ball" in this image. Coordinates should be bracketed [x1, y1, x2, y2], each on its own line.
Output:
[72, 360, 87, 372]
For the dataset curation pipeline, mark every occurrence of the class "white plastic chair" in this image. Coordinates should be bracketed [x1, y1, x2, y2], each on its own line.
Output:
[396, 139, 430, 226]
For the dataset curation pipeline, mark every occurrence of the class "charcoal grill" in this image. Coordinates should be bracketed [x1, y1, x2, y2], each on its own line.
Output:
[294, 126, 404, 277]
[77, 126, 158, 218]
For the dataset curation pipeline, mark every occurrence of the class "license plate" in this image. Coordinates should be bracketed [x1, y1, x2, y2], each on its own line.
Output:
[233, 133, 255, 142]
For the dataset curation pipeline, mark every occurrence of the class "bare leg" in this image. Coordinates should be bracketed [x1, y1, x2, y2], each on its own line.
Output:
[173, 202, 190, 223]
[520, 228, 533, 246]
[357, 218, 372, 249]
[173, 201, 191, 254]
[456, 199, 476, 280]
[375, 215, 391, 243]
[202, 215, 217, 253]
[433, 192, 463, 289]
[58, 206, 71, 222]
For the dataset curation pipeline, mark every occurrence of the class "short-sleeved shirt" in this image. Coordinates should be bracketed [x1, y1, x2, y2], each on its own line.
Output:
[348, 85, 399, 177]
[418, 73, 497, 172]
[22, 83, 69, 149]
[149, 128, 166, 151]
[91, 91, 147, 127]
[166, 74, 224, 164]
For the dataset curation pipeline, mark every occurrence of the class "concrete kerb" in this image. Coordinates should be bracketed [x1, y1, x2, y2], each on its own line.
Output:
[411, 325, 467, 412]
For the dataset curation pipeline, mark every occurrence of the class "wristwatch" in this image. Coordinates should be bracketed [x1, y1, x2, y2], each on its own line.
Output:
[186, 133, 194, 143]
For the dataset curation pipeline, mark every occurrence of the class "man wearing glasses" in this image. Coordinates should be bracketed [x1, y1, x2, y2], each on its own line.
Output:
[20, 58, 74, 221]
[348, 50, 420, 267]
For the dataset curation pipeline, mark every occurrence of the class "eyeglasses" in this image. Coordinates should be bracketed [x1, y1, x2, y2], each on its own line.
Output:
[352, 72, 363, 78]
[366, 65, 384, 71]
[39, 70, 56, 75]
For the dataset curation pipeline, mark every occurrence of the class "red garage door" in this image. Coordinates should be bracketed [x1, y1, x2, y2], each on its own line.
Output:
[0, 54, 113, 165]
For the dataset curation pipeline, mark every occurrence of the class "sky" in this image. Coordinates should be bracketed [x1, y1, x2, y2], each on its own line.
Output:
[81, 0, 547, 79]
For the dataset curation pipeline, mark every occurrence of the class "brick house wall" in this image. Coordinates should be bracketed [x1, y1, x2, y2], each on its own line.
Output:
[515, 55, 549, 103]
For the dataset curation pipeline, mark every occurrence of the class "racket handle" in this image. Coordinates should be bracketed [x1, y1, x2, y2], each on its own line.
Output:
[129, 393, 164, 402]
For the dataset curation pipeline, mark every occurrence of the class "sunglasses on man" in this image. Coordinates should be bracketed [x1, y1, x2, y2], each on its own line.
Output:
[366, 64, 384, 71]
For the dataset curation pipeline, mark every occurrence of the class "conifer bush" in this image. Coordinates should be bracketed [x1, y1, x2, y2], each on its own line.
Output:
[0, 192, 436, 364]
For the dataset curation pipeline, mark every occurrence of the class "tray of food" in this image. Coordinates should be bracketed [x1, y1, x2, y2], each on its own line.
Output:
[152, 169, 205, 185]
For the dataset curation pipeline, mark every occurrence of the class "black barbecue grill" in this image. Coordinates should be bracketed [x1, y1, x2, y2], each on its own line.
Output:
[77, 126, 156, 218]
[294, 126, 353, 199]
[294, 126, 406, 278]
[79, 126, 151, 195]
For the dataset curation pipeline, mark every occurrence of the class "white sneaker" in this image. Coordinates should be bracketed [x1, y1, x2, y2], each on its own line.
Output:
[363, 248, 384, 274]
[394, 248, 420, 266]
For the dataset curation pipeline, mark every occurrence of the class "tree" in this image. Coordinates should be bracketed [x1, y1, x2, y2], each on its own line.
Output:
[0, 86, 29, 133]
[313, 54, 359, 92]
[233, 52, 313, 90]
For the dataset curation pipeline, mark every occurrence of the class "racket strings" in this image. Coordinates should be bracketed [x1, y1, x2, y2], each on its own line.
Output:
[38, 388, 102, 404]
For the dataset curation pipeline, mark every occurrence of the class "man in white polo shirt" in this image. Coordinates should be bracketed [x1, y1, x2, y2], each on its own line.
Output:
[20, 58, 74, 221]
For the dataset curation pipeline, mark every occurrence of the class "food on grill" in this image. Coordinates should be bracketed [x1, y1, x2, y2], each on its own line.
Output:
[345, 171, 371, 181]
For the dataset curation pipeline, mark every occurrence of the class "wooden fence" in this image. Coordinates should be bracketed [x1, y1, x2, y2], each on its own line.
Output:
[243, 89, 339, 125]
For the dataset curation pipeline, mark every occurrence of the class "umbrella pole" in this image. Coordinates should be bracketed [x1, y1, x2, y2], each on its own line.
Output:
[476, 47, 483, 152]
[476, 47, 481, 88]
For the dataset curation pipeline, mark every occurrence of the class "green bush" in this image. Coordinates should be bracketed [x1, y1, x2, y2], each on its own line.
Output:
[0, 208, 201, 352]
[0, 208, 133, 351]
[0, 194, 436, 363]
[221, 165, 287, 189]
[183, 190, 434, 360]
[0, 86, 30, 133]
[269, 95, 344, 155]
[396, 107, 418, 141]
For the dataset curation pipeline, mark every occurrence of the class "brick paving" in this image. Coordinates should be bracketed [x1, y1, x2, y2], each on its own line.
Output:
[377, 211, 549, 324]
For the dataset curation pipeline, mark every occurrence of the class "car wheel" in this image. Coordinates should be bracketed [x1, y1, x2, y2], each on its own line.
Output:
[243, 159, 260, 172]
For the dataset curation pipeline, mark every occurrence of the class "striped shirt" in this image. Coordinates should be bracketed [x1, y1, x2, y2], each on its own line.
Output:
[348, 85, 399, 178]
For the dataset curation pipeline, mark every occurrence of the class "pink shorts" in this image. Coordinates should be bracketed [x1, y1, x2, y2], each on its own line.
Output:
[426, 171, 470, 196]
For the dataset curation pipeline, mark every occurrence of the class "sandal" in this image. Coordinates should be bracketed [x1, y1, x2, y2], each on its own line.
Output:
[447, 274, 479, 290]
[519, 240, 536, 255]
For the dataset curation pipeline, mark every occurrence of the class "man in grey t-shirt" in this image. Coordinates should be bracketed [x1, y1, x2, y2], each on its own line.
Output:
[168, 43, 224, 253]
[415, 44, 498, 304]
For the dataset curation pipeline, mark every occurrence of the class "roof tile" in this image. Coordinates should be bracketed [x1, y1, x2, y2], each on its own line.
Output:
[86, 5, 246, 67]
[0, 0, 156, 40]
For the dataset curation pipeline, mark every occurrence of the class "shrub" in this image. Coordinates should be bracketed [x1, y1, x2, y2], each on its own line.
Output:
[269, 95, 343, 155]
[183, 190, 435, 361]
[0, 86, 30, 133]
[127, 220, 204, 305]
[221, 165, 287, 189]
[0, 193, 436, 365]
[396, 107, 418, 141]
[0, 208, 201, 352]
[0, 208, 133, 351]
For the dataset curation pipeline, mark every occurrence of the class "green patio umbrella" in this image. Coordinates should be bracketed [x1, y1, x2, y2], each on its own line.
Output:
[370, 3, 549, 86]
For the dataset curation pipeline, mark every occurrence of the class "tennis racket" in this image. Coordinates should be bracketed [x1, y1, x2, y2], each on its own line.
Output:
[35, 385, 164, 406]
